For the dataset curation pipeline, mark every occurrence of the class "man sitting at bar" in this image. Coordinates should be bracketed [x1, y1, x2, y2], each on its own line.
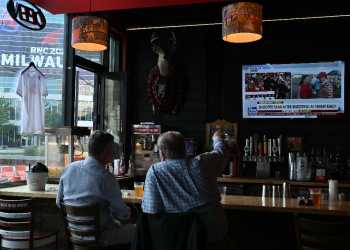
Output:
[142, 130, 233, 249]
[56, 130, 135, 247]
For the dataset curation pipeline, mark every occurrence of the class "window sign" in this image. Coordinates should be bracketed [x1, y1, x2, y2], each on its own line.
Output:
[6, 0, 46, 30]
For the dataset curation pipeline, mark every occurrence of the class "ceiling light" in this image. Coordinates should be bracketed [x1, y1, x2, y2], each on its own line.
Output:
[222, 2, 262, 43]
[71, 1, 108, 51]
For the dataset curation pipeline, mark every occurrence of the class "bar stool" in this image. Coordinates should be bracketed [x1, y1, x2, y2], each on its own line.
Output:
[60, 200, 130, 250]
[0, 198, 59, 249]
[131, 211, 207, 250]
[293, 213, 350, 250]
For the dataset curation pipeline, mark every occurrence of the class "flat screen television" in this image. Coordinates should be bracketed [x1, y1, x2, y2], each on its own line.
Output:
[242, 61, 344, 118]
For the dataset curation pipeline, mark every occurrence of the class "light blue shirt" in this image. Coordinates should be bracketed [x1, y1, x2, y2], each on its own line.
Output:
[314, 79, 321, 90]
[142, 137, 229, 243]
[56, 156, 130, 230]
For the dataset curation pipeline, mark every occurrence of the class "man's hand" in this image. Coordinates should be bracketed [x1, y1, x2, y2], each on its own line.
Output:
[212, 129, 225, 140]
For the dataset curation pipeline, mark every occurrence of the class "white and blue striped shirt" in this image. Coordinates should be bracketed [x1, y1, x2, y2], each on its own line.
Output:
[142, 136, 229, 243]
[56, 156, 130, 230]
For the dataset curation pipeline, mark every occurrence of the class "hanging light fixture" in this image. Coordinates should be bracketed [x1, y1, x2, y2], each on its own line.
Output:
[222, 2, 262, 43]
[71, 0, 108, 51]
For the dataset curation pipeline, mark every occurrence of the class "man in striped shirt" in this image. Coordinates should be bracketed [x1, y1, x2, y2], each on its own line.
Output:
[142, 130, 233, 249]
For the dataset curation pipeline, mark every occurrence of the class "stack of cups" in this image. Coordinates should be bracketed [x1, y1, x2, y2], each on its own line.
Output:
[328, 180, 338, 201]
[288, 153, 296, 180]
[283, 182, 291, 198]
[262, 185, 268, 197]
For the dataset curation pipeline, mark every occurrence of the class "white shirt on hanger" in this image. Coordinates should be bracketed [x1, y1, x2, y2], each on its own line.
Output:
[16, 69, 48, 135]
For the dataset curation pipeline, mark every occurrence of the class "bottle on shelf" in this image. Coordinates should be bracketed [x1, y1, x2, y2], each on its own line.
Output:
[316, 147, 327, 182]
[128, 155, 135, 177]
[310, 148, 317, 181]
[336, 147, 345, 181]
[323, 147, 331, 181]
[119, 152, 126, 176]
[315, 148, 321, 166]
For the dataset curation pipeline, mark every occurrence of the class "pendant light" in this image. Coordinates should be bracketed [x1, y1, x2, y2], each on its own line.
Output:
[222, 2, 262, 43]
[71, 0, 108, 51]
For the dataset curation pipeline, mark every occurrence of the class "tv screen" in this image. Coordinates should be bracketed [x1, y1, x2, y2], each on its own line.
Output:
[242, 61, 344, 118]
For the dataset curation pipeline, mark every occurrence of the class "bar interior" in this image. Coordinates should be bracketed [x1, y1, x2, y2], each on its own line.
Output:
[1, 0, 350, 249]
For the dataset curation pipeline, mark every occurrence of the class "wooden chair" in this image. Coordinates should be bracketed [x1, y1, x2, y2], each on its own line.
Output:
[60, 200, 101, 250]
[293, 213, 350, 250]
[0, 198, 59, 249]
[15, 165, 27, 180]
[131, 211, 207, 250]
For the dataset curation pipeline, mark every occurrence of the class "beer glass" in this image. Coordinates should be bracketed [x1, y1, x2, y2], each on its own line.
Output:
[134, 182, 144, 197]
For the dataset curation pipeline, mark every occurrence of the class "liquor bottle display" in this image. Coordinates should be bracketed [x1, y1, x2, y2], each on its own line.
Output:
[310, 149, 317, 181]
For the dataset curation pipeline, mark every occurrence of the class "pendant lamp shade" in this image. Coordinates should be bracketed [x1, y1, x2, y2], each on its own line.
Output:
[72, 16, 108, 51]
[222, 2, 262, 43]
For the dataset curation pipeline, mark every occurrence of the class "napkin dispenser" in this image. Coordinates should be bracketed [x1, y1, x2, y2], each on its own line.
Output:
[256, 162, 270, 178]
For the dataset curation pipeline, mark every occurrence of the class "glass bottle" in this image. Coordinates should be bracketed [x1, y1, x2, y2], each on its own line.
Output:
[310, 149, 317, 181]
[119, 152, 126, 176]
[128, 155, 134, 177]
[323, 147, 331, 181]
[315, 148, 320, 167]
[335, 147, 344, 181]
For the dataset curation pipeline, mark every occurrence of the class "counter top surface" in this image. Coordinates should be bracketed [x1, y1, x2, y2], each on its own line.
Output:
[217, 177, 350, 187]
[220, 195, 350, 216]
[1, 184, 349, 216]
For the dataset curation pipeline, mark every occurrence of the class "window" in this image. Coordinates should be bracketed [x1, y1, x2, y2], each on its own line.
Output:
[0, 0, 65, 182]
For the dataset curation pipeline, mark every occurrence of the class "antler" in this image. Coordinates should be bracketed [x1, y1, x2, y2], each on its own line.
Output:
[151, 31, 161, 51]
[168, 31, 177, 49]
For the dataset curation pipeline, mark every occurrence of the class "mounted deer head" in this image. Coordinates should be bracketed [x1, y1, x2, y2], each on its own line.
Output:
[151, 31, 177, 76]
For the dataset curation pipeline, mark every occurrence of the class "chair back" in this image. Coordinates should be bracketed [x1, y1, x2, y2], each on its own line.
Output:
[294, 213, 350, 250]
[0, 198, 35, 249]
[15, 165, 26, 171]
[131, 212, 206, 250]
[60, 200, 101, 250]
[16, 165, 27, 180]
[2, 166, 15, 177]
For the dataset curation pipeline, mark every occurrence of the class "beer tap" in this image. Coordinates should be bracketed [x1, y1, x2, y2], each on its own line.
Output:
[277, 135, 282, 156]
[244, 139, 250, 156]
[249, 136, 253, 156]
[272, 139, 278, 156]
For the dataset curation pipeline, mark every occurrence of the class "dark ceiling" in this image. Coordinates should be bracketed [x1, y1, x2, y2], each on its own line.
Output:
[29, 0, 350, 32]
[113, 0, 350, 29]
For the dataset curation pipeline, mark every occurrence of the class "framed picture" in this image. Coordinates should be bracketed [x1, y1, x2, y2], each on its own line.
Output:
[286, 136, 303, 152]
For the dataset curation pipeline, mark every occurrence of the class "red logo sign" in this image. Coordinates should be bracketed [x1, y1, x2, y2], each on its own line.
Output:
[134, 127, 159, 134]
[42, 29, 64, 45]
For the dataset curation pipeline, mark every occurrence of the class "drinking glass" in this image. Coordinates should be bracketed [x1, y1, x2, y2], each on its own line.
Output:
[219, 186, 227, 201]
[309, 188, 322, 205]
[134, 182, 144, 197]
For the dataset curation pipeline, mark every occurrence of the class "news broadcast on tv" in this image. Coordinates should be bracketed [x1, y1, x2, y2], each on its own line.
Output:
[242, 61, 344, 118]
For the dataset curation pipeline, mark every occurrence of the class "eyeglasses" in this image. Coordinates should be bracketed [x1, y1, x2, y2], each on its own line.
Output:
[298, 199, 314, 206]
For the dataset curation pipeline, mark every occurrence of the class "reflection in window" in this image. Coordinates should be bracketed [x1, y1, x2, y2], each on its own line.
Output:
[0, 0, 65, 183]
[75, 67, 94, 129]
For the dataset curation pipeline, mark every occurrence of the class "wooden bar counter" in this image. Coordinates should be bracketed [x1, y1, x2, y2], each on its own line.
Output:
[1, 184, 350, 216]
[217, 177, 350, 187]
